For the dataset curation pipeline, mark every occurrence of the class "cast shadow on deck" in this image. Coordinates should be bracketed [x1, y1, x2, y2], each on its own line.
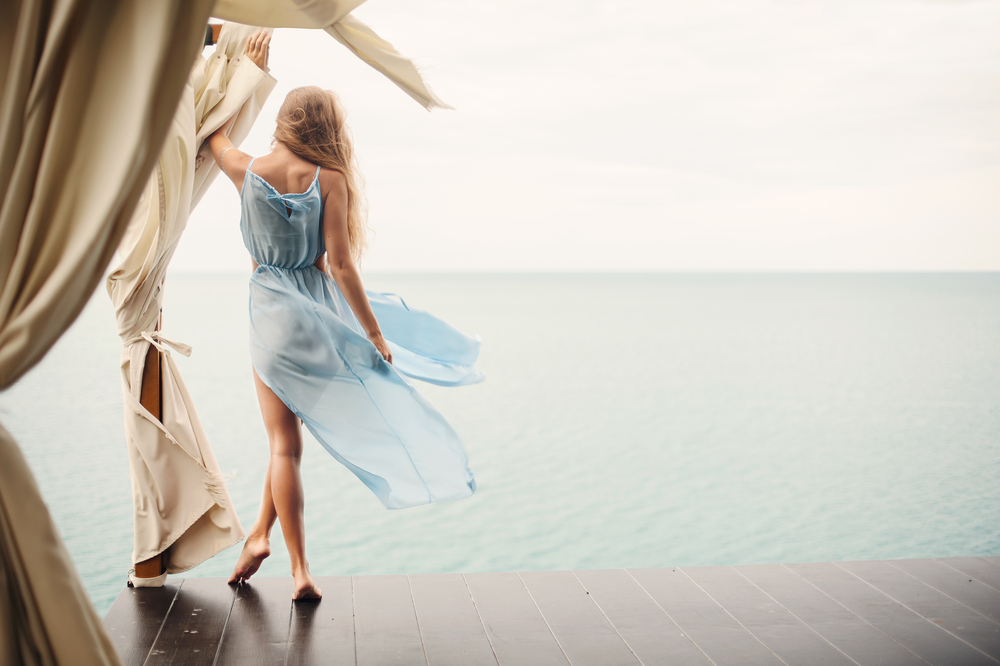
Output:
[104, 556, 1000, 665]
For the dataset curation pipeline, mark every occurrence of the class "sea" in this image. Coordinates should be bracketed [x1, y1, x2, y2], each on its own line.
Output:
[1, 272, 998, 616]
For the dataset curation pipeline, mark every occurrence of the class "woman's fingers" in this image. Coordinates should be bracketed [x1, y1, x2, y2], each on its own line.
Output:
[245, 30, 270, 70]
[247, 31, 263, 53]
[376, 340, 392, 364]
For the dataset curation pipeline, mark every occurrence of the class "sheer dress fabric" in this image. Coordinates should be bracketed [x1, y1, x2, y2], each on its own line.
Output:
[241, 161, 481, 509]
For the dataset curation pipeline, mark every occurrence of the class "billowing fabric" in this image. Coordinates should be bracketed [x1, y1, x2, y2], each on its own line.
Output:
[0, 0, 214, 662]
[242, 163, 481, 509]
[214, 0, 363, 28]
[214, 0, 451, 110]
[107, 22, 277, 572]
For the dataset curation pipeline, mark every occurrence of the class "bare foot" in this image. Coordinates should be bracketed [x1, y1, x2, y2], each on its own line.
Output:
[292, 566, 322, 601]
[228, 535, 270, 584]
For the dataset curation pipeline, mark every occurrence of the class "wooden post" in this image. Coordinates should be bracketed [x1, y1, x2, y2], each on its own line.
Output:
[134, 315, 163, 579]
[205, 23, 222, 46]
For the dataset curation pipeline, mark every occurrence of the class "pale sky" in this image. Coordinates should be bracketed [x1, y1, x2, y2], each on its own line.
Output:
[173, 0, 1000, 272]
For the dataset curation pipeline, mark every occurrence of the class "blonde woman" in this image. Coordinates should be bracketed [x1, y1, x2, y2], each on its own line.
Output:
[208, 34, 481, 600]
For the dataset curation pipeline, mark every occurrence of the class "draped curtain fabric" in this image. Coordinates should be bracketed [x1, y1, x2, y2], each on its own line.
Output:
[0, 0, 214, 662]
[107, 23, 277, 575]
[215, 0, 452, 110]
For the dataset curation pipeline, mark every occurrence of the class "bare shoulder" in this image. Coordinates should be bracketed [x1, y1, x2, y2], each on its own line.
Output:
[221, 149, 254, 190]
[318, 167, 348, 204]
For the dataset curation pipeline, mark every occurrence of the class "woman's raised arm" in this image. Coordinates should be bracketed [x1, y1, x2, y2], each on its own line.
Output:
[206, 30, 272, 191]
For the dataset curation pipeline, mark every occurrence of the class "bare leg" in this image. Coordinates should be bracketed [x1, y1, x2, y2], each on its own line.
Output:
[230, 369, 321, 600]
[228, 462, 275, 583]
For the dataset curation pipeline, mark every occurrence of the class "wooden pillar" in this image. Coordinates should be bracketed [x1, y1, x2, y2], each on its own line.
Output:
[134, 317, 163, 579]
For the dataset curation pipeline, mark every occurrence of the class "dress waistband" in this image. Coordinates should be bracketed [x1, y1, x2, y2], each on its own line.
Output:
[255, 262, 317, 271]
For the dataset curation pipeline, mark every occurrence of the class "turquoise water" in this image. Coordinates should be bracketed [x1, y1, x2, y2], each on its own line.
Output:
[1, 273, 998, 615]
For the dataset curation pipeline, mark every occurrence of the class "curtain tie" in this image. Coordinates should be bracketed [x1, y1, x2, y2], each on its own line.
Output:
[140, 331, 192, 357]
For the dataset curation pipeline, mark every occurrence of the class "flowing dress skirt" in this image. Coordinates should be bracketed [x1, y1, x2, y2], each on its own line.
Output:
[249, 264, 481, 509]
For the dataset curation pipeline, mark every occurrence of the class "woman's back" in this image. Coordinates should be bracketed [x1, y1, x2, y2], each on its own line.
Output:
[244, 153, 322, 197]
[240, 153, 326, 270]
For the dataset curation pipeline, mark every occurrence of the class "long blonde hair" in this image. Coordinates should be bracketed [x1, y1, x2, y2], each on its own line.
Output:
[273, 86, 369, 260]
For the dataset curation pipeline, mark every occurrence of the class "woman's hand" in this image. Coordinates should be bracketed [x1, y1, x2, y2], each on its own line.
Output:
[245, 30, 271, 71]
[368, 331, 393, 365]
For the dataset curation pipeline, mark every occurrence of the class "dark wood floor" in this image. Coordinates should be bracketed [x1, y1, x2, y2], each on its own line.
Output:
[104, 556, 1000, 665]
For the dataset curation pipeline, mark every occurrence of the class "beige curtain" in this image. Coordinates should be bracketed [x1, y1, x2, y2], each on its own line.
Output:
[215, 0, 452, 110]
[0, 0, 214, 663]
[107, 22, 277, 577]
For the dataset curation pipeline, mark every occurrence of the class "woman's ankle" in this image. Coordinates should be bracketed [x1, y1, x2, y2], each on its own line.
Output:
[245, 532, 271, 550]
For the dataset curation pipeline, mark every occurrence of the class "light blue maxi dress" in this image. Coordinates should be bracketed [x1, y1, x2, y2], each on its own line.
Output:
[240, 160, 482, 509]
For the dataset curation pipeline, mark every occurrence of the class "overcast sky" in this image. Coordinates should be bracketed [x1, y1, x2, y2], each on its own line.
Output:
[173, 0, 1000, 272]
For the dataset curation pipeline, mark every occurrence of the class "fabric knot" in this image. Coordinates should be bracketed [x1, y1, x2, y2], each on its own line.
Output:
[140, 331, 192, 357]
[266, 192, 311, 212]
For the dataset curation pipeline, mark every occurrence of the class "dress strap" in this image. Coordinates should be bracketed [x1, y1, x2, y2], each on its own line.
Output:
[247, 157, 257, 171]
[314, 165, 321, 178]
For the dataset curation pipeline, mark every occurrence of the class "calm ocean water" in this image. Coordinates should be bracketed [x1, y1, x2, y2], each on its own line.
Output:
[1, 273, 998, 615]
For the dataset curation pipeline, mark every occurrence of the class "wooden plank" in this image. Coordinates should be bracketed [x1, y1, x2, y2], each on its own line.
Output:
[939, 558, 1000, 593]
[736, 564, 926, 666]
[573, 569, 711, 666]
[464, 572, 568, 666]
[287, 576, 356, 666]
[890, 559, 1000, 622]
[103, 581, 181, 666]
[628, 568, 783, 666]
[146, 577, 236, 665]
[213, 577, 293, 665]
[519, 571, 639, 666]
[840, 560, 1000, 659]
[353, 574, 426, 666]
[787, 562, 990, 666]
[409, 574, 497, 666]
[683, 565, 855, 666]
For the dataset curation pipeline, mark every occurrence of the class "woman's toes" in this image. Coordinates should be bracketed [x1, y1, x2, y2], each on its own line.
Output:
[229, 537, 271, 583]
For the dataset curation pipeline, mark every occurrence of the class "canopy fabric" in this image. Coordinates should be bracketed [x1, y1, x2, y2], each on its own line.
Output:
[106, 23, 277, 573]
[326, 15, 453, 110]
[0, 0, 214, 662]
[214, 0, 451, 110]
[214, 0, 365, 29]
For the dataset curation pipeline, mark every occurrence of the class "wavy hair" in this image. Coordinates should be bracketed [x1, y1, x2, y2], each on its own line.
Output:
[273, 86, 369, 260]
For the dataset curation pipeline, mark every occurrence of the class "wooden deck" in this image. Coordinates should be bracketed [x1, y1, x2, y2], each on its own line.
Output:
[104, 557, 1000, 665]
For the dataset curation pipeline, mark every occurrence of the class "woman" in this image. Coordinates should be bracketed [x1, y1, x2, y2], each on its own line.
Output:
[208, 32, 482, 600]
